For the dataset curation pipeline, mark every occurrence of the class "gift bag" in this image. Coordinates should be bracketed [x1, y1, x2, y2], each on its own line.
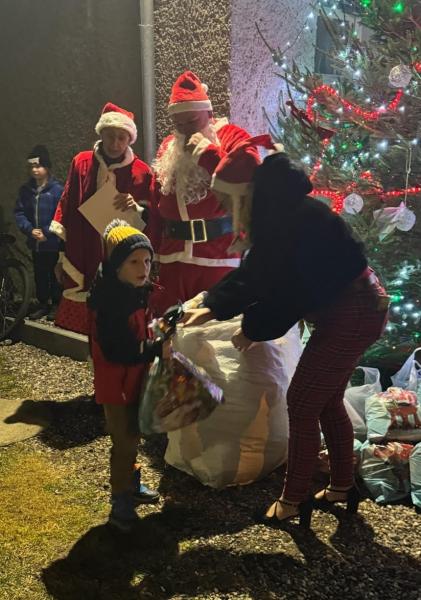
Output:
[391, 347, 421, 392]
[409, 441, 421, 509]
[358, 440, 412, 504]
[365, 387, 421, 443]
[139, 351, 224, 436]
[342, 367, 381, 441]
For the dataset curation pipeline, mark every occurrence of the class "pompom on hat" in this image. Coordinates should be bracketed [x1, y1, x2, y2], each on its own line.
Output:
[211, 134, 278, 196]
[95, 102, 137, 144]
[103, 219, 153, 271]
[168, 71, 212, 115]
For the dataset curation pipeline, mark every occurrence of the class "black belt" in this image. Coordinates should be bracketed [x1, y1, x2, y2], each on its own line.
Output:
[164, 216, 233, 243]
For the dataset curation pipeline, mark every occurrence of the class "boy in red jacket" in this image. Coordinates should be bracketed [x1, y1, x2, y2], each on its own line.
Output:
[87, 219, 170, 532]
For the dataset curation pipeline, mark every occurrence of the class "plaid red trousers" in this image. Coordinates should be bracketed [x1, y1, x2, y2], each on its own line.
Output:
[283, 270, 389, 502]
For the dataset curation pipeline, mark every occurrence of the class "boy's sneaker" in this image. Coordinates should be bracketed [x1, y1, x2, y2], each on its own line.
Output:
[133, 465, 160, 504]
[109, 491, 139, 533]
[46, 305, 57, 322]
[28, 304, 49, 320]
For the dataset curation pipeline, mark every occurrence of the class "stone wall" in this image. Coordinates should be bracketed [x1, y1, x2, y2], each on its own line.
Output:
[154, 0, 231, 141]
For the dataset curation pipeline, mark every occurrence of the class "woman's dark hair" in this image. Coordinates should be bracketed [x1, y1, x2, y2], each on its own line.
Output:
[250, 152, 313, 243]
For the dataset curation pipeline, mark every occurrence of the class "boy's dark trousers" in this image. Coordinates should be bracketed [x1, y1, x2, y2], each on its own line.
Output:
[32, 251, 61, 305]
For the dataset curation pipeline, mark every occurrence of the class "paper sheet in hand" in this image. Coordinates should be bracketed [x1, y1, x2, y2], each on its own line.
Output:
[78, 181, 145, 234]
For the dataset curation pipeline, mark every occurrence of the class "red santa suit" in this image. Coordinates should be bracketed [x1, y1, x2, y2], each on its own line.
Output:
[147, 71, 252, 314]
[50, 103, 151, 334]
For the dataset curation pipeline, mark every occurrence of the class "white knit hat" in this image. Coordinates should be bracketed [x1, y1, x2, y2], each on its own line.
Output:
[95, 102, 137, 144]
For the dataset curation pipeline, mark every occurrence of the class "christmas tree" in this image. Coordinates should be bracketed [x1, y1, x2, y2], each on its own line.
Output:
[263, 0, 421, 370]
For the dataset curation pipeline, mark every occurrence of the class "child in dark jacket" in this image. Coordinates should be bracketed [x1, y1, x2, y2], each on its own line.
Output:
[87, 219, 170, 532]
[14, 145, 63, 321]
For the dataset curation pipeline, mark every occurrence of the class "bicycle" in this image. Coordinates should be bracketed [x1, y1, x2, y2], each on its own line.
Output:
[0, 233, 31, 341]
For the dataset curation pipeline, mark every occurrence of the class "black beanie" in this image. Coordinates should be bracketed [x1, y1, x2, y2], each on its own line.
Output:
[27, 145, 51, 169]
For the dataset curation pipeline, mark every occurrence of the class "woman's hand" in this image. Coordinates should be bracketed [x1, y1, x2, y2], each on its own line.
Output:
[231, 328, 256, 352]
[113, 193, 138, 212]
[180, 307, 214, 327]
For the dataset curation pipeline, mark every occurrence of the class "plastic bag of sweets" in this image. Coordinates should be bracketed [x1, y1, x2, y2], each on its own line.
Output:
[365, 387, 421, 443]
[358, 440, 413, 504]
[139, 351, 224, 436]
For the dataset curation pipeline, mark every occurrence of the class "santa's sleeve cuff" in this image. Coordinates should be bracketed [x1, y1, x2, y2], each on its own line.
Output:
[49, 220, 66, 241]
[192, 140, 222, 174]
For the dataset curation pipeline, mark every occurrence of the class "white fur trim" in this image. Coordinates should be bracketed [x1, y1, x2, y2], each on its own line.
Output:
[95, 111, 137, 143]
[191, 138, 213, 165]
[211, 174, 251, 195]
[168, 100, 212, 115]
[62, 255, 87, 302]
[94, 142, 134, 189]
[156, 251, 240, 267]
[175, 185, 190, 222]
[214, 118, 229, 131]
[268, 143, 285, 155]
[49, 220, 66, 241]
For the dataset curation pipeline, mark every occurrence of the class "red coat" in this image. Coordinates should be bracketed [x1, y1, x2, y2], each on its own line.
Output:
[147, 121, 251, 269]
[50, 146, 151, 334]
[51, 147, 151, 298]
[89, 308, 150, 405]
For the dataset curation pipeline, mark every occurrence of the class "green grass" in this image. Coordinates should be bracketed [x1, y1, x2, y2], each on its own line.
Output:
[0, 447, 108, 600]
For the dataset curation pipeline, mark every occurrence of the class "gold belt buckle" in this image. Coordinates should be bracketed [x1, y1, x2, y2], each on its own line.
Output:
[190, 219, 207, 243]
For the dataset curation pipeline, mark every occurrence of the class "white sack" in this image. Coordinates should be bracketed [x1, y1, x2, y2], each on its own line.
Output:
[165, 317, 302, 488]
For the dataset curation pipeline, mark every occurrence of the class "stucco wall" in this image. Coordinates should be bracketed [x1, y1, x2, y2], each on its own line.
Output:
[154, 0, 231, 142]
[229, 0, 314, 136]
[0, 0, 143, 249]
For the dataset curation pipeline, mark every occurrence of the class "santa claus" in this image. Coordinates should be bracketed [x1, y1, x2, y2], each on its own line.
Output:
[50, 103, 151, 334]
[147, 70, 253, 314]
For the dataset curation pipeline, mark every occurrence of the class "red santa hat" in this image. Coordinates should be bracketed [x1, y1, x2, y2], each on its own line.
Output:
[168, 71, 212, 115]
[211, 135, 278, 196]
[95, 102, 137, 144]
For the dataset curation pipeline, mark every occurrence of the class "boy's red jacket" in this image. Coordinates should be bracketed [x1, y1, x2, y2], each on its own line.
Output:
[89, 307, 154, 405]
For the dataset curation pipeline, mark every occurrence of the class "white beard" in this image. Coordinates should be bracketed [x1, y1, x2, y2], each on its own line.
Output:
[153, 124, 219, 205]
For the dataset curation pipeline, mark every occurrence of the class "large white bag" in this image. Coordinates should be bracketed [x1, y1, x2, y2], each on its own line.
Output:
[343, 367, 382, 441]
[165, 318, 302, 488]
[391, 347, 421, 392]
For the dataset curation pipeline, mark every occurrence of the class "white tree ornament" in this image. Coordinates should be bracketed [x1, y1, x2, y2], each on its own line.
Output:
[343, 193, 364, 214]
[389, 64, 413, 88]
[396, 204, 416, 232]
[373, 202, 416, 240]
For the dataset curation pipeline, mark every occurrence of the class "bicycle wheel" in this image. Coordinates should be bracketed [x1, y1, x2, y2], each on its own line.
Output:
[0, 258, 31, 341]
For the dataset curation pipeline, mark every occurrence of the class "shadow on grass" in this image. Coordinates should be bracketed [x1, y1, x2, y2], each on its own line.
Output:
[40, 446, 421, 600]
[3, 395, 105, 449]
[41, 510, 304, 600]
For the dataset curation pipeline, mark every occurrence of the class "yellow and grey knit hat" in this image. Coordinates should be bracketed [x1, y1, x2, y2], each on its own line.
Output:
[103, 219, 153, 270]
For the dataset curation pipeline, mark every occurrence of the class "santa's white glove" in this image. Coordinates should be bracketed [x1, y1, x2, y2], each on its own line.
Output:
[185, 132, 206, 153]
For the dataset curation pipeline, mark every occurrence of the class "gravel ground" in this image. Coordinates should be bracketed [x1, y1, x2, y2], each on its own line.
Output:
[0, 342, 420, 600]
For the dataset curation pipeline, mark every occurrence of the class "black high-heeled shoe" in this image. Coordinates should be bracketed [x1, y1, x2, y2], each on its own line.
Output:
[254, 498, 313, 529]
[313, 485, 361, 513]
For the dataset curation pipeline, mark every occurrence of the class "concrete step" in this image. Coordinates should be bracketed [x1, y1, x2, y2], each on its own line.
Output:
[10, 318, 89, 361]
